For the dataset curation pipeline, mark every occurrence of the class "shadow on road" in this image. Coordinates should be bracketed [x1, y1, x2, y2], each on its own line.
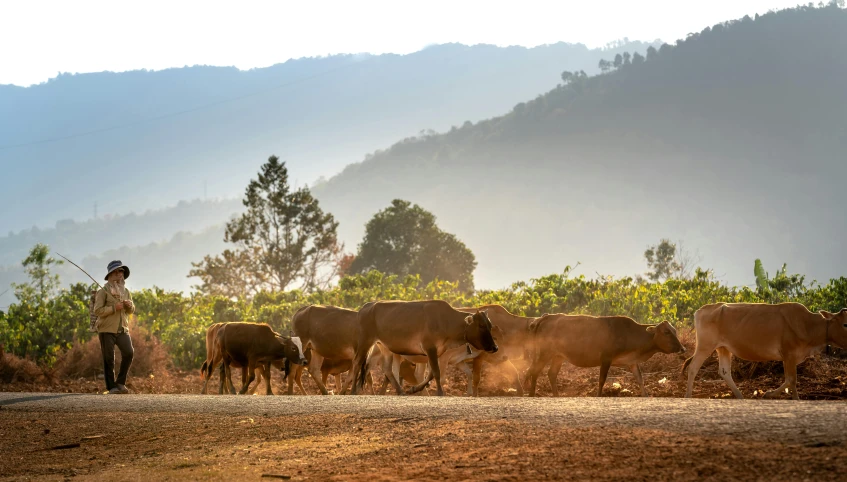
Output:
[0, 393, 85, 406]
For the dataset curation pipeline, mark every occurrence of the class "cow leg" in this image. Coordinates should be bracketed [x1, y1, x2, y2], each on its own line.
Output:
[321, 371, 329, 390]
[334, 374, 344, 394]
[286, 364, 299, 395]
[366, 371, 375, 395]
[428, 348, 445, 396]
[246, 366, 259, 395]
[548, 356, 565, 397]
[412, 362, 430, 396]
[293, 365, 308, 395]
[223, 361, 237, 395]
[377, 375, 391, 395]
[201, 361, 213, 395]
[350, 339, 377, 396]
[765, 357, 799, 400]
[786, 359, 800, 401]
[218, 363, 227, 394]
[306, 351, 331, 395]
[239, 361, 256, 395]
[715, 347, 743, 399]
[526, 354, 549, 397]
[630, 364, 647, 397]
[457, 360, 476, 396]
[381, 353, 404, 395]
[264, 362, 273, 396]
[684, 348, 713, 398]
[340, 370, 355, 395]
[597, 359, 612, 397]
[408, 354, 438, 395]
[243, 366, 258, 395]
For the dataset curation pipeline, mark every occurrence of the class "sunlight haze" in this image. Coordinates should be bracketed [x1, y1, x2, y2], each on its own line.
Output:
[2, 0, 802, 86]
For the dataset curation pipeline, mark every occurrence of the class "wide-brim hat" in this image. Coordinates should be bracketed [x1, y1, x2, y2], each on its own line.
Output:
[105, 260, 130, 280]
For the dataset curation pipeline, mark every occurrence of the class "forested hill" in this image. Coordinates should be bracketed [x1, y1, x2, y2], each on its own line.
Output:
[0, 40, 655, 233]
[313, 4, 847, 289]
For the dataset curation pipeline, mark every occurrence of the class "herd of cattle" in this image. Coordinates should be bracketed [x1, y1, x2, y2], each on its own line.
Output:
[199, 300, 847, 400]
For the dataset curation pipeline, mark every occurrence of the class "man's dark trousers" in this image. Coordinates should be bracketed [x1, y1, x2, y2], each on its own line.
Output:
[99, 332, 134, 390]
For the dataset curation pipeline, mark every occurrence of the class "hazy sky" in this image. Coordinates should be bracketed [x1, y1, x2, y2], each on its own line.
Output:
[2, 0, 803, 87]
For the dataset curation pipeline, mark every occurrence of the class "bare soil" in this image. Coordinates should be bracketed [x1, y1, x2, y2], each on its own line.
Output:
[1, 394, 845, 481]
[2, 333, 846, 480]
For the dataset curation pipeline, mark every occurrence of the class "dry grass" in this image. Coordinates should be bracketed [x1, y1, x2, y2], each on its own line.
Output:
[0, 343, 48, 384]
[54, 318, 171, 381]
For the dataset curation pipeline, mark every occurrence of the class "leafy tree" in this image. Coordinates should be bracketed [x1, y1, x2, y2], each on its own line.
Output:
[754, 259, 769, 291]
[12, 243, 62, 304]
[632, 52, 645, 65]
[623, 52, 632, 65]
[598, 59, 612, 73]
[644, 239, 682, 282]
[190, 155, 342, 295]
[189, 248, 263, 298]
[646, 45, 658, 61]
[348, 199, 477, 291]
[560, 71, 573, 84]
[613, 53, 623, 69]
[752, 260, 806, 302]
[0, 244, 91, 365]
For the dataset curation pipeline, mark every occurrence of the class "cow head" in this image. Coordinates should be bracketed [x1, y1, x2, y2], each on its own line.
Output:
[820, 308, 847, 348]
[464, 310, 498, 353]
[277, 335, 308, 366]
[647, 321, 686, 354]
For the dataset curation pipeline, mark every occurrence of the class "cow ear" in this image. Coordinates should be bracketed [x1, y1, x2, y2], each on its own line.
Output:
[820, 310, 834, 319]
[646, 326, 657, 334]
[465, 315, 473, 326]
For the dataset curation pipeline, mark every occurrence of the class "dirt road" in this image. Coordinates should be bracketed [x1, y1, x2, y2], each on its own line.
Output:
[1, 392, 845, 481]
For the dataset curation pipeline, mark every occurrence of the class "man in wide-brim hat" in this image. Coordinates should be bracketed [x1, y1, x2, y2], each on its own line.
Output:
[92, 260, 135, 394]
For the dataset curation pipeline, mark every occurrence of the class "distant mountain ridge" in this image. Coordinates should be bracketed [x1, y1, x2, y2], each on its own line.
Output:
[0, 40, 655, 232]
[310, 4, 847, 290]
[0, 40, 657, 307]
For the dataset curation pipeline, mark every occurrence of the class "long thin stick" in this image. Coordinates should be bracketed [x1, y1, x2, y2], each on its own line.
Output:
[55, 252, 104, 290]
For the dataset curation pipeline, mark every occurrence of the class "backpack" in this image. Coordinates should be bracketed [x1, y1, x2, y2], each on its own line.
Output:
[88, 285, 99, 333]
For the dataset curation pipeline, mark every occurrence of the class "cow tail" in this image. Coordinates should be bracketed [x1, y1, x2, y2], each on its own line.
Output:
[354, 302, 376, 392]
[283, 359, 291, 381]
[527, 314, 549, 365]
[200, 360, 208, 377]
[681, 356, 693, 376]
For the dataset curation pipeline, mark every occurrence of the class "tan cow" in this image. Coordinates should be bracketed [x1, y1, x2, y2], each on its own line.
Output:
[456, 304, 536, 396]
[683, 303, 847, 400]
[527, 314, 685, 397]
[350, 300, 499, 396]
[290, 304, 376, 395]
[200, 322, 282, 395]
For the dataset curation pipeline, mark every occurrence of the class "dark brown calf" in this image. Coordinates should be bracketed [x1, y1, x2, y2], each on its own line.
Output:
[215, 322, 308, 395]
